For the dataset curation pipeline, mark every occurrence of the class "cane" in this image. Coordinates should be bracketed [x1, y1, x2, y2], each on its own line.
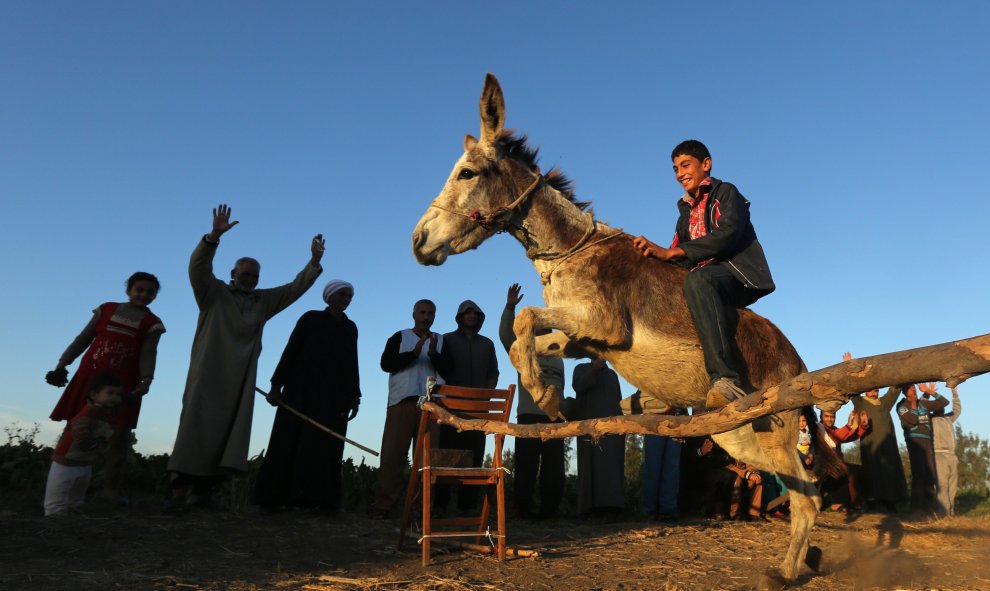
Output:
[254, 387, 379, 457]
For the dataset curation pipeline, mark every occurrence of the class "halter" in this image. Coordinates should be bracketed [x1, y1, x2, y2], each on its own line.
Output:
[430, 167, 544, 232]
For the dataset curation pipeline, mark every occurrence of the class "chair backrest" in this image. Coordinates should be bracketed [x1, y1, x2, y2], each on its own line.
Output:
[431, 384, 515, 422]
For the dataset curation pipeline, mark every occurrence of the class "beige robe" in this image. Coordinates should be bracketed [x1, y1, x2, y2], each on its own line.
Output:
[167, 237, 322, 475]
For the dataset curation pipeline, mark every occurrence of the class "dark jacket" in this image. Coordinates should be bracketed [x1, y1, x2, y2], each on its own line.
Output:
[440, 300, 499, 388]
[672, 177, 775, 300]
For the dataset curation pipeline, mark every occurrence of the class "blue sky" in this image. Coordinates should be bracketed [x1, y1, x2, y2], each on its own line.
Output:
[2, 2, 988, 468]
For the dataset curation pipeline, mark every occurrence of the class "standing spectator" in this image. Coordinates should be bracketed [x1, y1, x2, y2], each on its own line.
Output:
[848, 352, 907, 513]
[166, 204, 323, 512]
[43, 373, 123, 516]
[897, 383, 948, 517]
[640, 428, 682, 522]
[371, 299, 448, 519]
[573, 359, 625, 516]
[46, 271, 165, 505]
[499, 283, 565, 520]
[435, 300, 499, 514]
[819, 407, 868, 512]
[927, 383, 962, 516]
[253, 280, 360, 512]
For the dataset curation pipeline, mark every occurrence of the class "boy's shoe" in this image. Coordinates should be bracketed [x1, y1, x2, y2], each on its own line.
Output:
[619, 391, 671, 415]
[705, 378, 747, 409]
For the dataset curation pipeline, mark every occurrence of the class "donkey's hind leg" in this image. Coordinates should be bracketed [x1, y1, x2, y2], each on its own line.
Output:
[757, 409, 821, 589]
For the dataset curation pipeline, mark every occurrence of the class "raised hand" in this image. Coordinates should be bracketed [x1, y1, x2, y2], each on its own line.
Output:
[842, 352, 852, 362]
[507, 283, 523, 307]
[918, 382, 938, 397]
[859, 410, 869, 428]
[310, 234, 325, 264]
[209, 204, 239, 241]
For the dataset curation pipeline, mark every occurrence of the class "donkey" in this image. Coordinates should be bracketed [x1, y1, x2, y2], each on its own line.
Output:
[413, 73, 822, 589]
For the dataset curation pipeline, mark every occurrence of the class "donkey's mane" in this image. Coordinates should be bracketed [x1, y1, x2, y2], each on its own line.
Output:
[494, 130, 591, 212]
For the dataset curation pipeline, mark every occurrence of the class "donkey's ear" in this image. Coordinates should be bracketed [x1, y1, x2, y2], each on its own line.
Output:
[464, 134, 478, 152]
[479, 72, 505, 144]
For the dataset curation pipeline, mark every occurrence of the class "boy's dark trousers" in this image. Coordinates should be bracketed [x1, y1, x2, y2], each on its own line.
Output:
[683, 264, 761, 385]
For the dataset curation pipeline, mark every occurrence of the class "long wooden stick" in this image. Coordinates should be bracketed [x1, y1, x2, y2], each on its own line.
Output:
[254, 387, 379, 456]
[423, 332, 990, 439]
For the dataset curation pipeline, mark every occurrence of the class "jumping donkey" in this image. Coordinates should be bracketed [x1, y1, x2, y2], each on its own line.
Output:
[413, 73, 822, 589]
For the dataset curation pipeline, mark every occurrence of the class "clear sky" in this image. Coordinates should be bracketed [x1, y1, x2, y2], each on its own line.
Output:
[3, 2, 988, 467]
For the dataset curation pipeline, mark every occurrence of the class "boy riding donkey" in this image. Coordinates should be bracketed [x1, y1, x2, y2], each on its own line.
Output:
[632, 140, 775, 412]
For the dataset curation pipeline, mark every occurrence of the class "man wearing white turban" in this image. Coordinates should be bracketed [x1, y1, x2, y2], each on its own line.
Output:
[253, 278, 360, 512]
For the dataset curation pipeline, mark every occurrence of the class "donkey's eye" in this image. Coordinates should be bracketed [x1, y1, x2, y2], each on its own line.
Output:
[457, 169, 477, 180]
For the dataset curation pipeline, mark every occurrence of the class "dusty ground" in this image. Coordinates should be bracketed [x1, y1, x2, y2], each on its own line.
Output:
[2, 500, 989, 591]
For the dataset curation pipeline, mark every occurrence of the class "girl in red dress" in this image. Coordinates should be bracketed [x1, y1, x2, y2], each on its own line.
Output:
[46, 271, 166, 503]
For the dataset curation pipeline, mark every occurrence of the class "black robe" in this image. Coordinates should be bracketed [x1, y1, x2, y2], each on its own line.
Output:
[253, 308, 360, 509]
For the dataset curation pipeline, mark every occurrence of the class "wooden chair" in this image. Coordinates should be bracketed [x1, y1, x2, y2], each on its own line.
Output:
[398, 383, 515, 565]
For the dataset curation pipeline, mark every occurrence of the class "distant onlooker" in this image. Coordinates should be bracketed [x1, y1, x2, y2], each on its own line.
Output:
[679, 436, 736, 519]
[573, 359, 625, 515]
[847, 353, 907, 512]
[819, 407, 868, 512]
[928, 383, 962, 516]
[253, 280, 360, 512]
[640, 413, 683, 522]
[436, 299, 499, 514]
[46, 271, 165, 505]
[726, 459, 765, 521]
[897, 383, 948, 517]
[371, 299, 448, 519]
[499, 283, 565, 520]
[44, 372, 123, 516]
[166, 204, 323, 512]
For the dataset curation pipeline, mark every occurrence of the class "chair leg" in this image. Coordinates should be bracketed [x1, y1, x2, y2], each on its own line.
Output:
[476, 485, 492, 545]
[398, 465, 421, 550]
[497, 477, 507, 560]
[422, 471, 432, 566]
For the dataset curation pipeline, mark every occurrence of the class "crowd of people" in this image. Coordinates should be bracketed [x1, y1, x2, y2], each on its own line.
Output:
[40, 140, 967, 526]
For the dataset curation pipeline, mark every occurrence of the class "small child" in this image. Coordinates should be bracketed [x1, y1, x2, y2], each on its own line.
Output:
[43, 372, 123, 516]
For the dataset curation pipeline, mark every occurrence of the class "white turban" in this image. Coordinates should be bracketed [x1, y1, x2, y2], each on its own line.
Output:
[323, 279, 354, 304]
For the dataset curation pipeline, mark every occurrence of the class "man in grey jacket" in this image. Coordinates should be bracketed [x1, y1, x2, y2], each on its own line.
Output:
[924, 382, 962, 516]
[435, 299, 499, 513]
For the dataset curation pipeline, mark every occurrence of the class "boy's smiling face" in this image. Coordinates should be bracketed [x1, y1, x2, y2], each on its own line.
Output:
[672, 154, 712, 197]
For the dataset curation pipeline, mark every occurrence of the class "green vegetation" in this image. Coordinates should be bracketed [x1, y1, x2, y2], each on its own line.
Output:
[4, 422, 988, 516]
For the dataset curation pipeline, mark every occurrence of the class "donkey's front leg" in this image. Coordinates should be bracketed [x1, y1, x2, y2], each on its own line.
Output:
[511, 305, 626, 418]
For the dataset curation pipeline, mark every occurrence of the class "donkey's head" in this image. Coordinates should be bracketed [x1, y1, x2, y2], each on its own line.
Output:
[412, 73, 543, 265]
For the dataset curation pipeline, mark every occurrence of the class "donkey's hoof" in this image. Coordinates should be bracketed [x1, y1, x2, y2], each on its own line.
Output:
[804, 545, 823, 572]
[757, 567, 790, 591]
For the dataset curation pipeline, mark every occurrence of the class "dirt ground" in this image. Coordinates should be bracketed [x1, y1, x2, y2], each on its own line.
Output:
[3, 499, 989, 591]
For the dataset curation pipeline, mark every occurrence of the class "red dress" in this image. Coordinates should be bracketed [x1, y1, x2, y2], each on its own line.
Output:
[50, 302, 165, 428]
